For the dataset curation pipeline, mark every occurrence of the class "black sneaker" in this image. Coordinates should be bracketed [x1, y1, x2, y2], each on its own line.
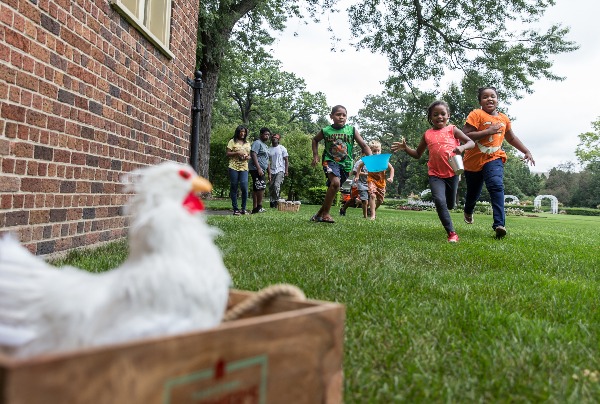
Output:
[339, 208, 346, 216]
[270, 201, 277, 208]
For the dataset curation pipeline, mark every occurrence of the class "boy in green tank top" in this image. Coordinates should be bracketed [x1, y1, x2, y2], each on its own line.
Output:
[310, 105, 372, 223]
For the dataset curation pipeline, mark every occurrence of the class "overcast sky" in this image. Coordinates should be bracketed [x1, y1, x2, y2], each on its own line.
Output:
[271, 0, 599, 173]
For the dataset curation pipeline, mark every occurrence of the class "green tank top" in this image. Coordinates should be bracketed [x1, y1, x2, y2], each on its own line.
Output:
[321, 124, 355, 172]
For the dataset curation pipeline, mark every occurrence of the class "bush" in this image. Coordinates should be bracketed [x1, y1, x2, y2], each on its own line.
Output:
[305, 186, 328, 205]
[562, 207, 600, 216]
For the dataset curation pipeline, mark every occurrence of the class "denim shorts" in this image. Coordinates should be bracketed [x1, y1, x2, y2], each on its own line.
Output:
[322, 160, 349, 187]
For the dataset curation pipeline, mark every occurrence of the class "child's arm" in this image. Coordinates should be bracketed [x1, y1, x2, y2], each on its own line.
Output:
[505, 128, 535, 166]
[386, 163, 394, 183]
[462, 123, 503, 140]
[353, 129, 373, 156]
[353, 162, 364, 182]
[311, 131, 324, 167]
[452, 127, 476, 154]
[392, 135, 426, 159]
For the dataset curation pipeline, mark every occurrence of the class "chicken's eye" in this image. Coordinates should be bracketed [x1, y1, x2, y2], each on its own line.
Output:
[178, 169, 192, 179]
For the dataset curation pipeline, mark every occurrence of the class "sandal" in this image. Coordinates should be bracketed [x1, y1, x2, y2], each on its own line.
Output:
[310, 215, 335, 223]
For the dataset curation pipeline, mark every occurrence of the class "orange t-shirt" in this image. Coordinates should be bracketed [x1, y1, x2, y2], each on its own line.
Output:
[462, 109, 510, 172]
[424, 125, 459, 178]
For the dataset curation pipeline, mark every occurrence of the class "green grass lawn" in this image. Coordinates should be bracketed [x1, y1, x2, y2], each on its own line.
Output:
[55, 203, 600, 402]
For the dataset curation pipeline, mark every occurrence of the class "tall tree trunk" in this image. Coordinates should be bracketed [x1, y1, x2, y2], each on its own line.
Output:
[198, 66, 219, 179]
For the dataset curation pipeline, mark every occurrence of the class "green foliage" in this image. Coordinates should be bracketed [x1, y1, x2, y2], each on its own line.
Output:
[560, 206, 600, 217]
[503, 146, 543, 198]
[278, 131, 324, 201]
[569, 162, 600, 209]
[215, 42, 329, 133]
[348, 0, 578, 101]
[305, 185, 328, 205]
[576, 117, 600, 166]
[542, 163, 578, 205]
[208, 125, 238, 198]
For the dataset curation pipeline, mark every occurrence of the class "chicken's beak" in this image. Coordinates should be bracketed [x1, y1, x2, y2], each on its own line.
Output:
[191, 175, 213, 193]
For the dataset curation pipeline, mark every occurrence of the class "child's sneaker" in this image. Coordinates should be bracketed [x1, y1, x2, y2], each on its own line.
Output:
[447, 232, 459, 243]
[495, 225, 507, 239]
[464, 213, 473, 224]
[339, 208, 346, 216]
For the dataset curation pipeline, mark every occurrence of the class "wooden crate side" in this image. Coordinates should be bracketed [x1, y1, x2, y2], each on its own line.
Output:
[1, 303, 344, 404]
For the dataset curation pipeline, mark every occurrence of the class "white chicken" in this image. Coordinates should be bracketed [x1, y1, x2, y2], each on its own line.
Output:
[0, 162, 231, 359]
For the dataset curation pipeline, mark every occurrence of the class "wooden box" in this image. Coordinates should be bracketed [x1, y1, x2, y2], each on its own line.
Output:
[0, 290, 344, 404]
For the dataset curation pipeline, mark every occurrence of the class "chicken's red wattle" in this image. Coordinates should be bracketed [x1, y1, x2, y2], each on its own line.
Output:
[183, 192, 204, 213]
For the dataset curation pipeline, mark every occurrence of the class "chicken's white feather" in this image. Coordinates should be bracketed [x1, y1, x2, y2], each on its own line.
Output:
[0, 162, 231, 358]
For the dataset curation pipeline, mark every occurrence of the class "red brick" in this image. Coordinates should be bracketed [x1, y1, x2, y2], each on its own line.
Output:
[0, 138, 10, 155]
[0, 175, 20, 192]
[1, 103, 26, 121]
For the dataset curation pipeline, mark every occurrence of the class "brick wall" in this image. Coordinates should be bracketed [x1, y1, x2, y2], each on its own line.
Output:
[0, 0, 199, 254]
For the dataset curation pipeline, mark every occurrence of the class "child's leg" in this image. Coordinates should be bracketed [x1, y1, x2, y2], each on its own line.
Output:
[361, 200, 368, 218]
[464, 170, 484, 215]
[317, 172, 340, 219]
[481, 159, 505, 229]
[368, 195, 376, 219]
[429, 176, 454, 234]
[445, 175, 459, 210]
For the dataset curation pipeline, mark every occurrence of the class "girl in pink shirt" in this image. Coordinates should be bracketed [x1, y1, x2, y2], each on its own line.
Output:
[392, 101, 475, 243]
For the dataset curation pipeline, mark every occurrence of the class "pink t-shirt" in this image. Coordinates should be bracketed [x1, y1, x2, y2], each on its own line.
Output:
[424, 125, 459, 178]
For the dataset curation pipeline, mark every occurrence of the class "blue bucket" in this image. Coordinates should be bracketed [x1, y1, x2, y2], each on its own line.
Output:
[361, 153, 392, 172]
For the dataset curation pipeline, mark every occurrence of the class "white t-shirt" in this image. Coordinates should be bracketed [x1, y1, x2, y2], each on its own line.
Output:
[268, 145, 289, 174]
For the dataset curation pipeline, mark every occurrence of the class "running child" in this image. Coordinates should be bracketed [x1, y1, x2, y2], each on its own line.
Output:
[354, 140, 394, 220]
[461, 87, 535, 238]
[340, 155, 369, 218]
[311, 105, 372, 223]
[392, 100, 475, 242]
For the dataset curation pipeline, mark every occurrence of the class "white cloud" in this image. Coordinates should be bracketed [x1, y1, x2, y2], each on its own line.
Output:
[271, 0, 599, 173]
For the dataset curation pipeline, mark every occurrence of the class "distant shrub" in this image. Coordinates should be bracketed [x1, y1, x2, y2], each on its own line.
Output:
[306, 186, 328, 205]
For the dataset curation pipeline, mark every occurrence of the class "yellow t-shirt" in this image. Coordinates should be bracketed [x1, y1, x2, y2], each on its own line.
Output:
[227, 139, 251, 171]
[463, 109, 511, 172]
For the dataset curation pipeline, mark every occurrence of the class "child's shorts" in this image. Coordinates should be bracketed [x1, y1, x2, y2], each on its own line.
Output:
[351, 186, 368, 201]
[322, 160, 348, 187]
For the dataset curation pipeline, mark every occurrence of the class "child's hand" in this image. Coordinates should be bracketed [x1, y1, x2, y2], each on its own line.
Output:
[391, 140, 407, 152]
[387, 177, 394, 183]
[311, 156, 320, 167]
[521, 151, 535, 166]
[453, 146, 463, 154]
[487, 123, 503, 134]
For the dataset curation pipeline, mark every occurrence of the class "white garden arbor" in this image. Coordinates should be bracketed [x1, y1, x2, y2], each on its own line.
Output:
[505, 195, 520, 205]
[534, 195, 559, 214]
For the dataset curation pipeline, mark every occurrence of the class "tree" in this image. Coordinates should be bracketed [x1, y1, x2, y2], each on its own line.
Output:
[503, 146, 543, 198]
[196, 0, 576, 178]
[576, 117, 600, 166]
[569, 162, 600, 208]
[195, 0, 333, 177]
[542, 162, 578, 205]
[215, 44, 328, 133]
[348, 0, 578, 101]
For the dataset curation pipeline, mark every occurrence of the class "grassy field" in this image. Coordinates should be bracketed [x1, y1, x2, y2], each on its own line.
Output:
[55, 202, 600, 402]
